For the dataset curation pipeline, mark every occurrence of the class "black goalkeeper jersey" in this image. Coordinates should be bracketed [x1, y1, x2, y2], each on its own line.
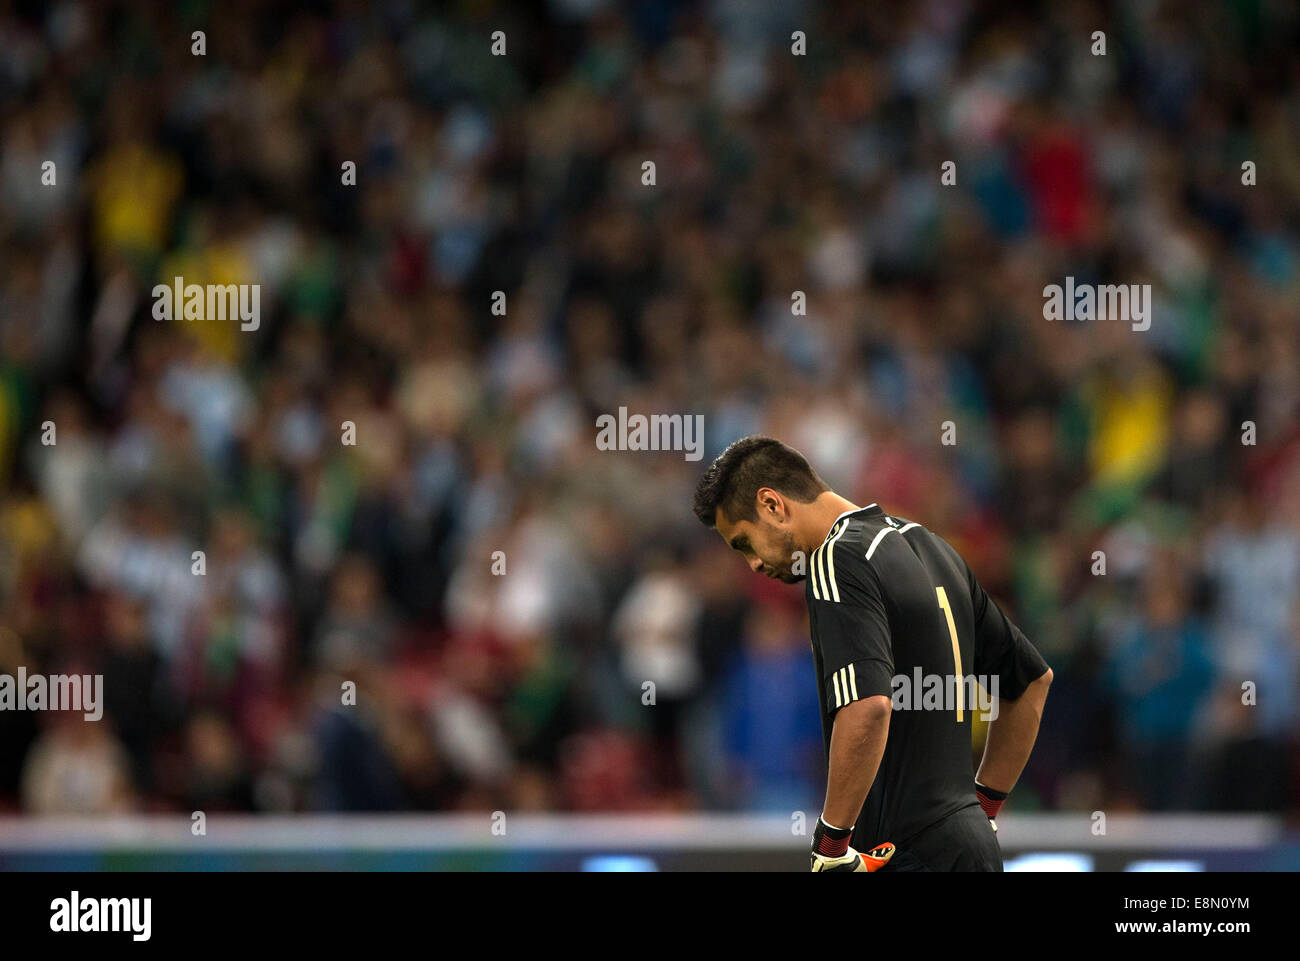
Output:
[805, 504, 1050, 850]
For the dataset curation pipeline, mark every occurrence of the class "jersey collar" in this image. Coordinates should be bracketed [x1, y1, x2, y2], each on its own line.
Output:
[819, 503, 878, 548]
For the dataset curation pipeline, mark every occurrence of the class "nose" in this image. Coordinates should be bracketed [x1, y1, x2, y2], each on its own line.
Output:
[749, 557, 764, 574]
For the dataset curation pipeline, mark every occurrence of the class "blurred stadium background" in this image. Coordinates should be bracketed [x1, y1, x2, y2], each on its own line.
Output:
[1, 0, 1299, 870]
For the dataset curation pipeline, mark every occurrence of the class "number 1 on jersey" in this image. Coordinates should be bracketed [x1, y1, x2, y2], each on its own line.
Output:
[936, 587, 964, 721]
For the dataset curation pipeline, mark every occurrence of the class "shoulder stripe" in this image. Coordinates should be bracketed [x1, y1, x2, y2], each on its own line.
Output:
[822, 520, 851, 602]
[865, 526, 896, 560]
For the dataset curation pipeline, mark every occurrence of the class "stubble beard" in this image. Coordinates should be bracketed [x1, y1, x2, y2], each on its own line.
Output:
[776, 529, 804, 583]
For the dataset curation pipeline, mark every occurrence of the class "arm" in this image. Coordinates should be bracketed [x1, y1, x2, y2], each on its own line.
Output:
[975, 667, 1052, 794]
[960, 544, 1052, 803]
[807, 540, 897, 869]
[822, 694, 891, 829]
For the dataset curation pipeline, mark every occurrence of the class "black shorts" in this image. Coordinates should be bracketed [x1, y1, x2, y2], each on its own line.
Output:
[876, 805, 1004, 872]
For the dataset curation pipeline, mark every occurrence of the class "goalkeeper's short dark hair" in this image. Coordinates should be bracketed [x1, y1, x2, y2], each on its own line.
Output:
[692, 435, 828, 527]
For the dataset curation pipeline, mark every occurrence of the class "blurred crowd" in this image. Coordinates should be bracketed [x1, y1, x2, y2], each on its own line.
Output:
[1, 0, 1299, 818]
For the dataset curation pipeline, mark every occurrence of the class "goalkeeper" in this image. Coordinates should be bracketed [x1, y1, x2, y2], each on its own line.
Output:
[693, 437, 1052, 872]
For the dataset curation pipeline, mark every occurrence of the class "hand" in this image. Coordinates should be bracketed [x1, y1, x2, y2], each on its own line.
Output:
[810, 817, 895, 872]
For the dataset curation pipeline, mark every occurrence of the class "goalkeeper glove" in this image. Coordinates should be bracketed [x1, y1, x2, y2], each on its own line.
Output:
[975, 781, 1009, 830]
[810, 817, 896, 872]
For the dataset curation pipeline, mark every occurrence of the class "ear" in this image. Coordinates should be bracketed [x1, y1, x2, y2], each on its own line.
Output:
[755, 487, 785, 520]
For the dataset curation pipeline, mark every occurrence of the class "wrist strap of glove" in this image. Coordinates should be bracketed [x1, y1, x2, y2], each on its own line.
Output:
[975, 781, 1008, 819]
[814, 817, 854, 857]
